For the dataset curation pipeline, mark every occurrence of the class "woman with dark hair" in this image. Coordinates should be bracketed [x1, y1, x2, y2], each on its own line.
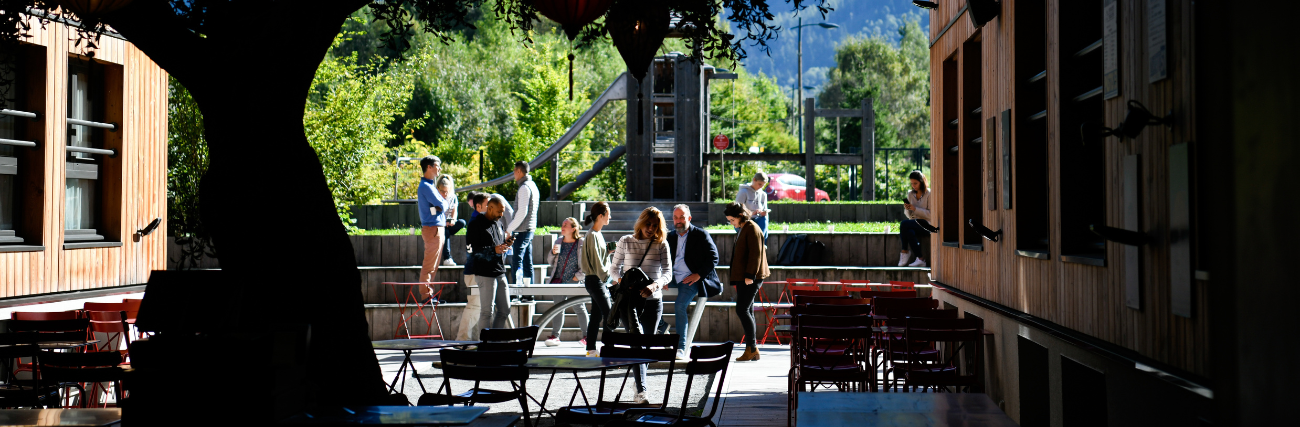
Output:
[724, 202, 769, 361]
[579, 201, 612, 358]
[898, 170, 932, 267]
[609, 207, 672, 404]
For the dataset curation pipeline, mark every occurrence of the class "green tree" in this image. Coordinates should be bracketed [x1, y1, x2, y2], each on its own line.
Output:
[304, 34, 424, 224]
[817, 17, 930, 200]
[166, 76, 214, 269]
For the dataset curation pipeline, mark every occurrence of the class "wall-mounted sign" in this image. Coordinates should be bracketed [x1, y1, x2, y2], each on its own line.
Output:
[1103, 0, 1120, 99]
[1148, 0, 1168, 83]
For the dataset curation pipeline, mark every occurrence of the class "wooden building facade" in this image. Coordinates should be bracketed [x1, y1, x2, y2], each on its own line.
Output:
[924, 1, 1211, 425]
[0, 17, 167, 297]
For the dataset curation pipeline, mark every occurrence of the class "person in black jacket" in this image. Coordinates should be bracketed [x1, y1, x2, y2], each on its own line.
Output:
[655, 204, 723, 359]
[468, 197, 513, 340]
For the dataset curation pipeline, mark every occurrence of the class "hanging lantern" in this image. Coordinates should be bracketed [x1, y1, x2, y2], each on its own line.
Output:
[532, 0, 616, 101]
[606, 0, 669, 134]
[532, 0, 615, 41]
[50, 0, 135, 17]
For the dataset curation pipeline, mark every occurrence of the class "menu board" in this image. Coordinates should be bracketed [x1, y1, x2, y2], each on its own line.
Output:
[1148, 0, 1168, 83]
[1103, 0, 1120, 99]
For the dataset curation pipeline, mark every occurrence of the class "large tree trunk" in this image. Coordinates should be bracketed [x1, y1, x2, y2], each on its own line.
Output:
[100, 0, 387, 414]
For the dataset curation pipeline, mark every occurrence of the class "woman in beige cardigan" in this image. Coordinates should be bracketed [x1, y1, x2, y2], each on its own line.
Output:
[725, 202, 770, 361]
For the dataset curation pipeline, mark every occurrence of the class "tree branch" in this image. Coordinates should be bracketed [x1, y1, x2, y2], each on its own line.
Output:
[100, 0, 207, 82]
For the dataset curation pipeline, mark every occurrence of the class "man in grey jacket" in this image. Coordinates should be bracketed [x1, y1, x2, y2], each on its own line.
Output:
[507, 161, 539, 286]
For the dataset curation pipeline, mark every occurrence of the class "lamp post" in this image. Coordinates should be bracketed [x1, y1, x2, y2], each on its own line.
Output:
[796, 18, 839, 152]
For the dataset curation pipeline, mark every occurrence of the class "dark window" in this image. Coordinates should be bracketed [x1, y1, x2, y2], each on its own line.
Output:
[940, 58, 960, 244]
[1018, 336, 1050, 427]
[0, 43, 46, 248]
[1058, 0, 1107, 261]
[1015, 0, 1050, 255]
[962, 37, 984, 249]
[1061, 356, 1107, 427]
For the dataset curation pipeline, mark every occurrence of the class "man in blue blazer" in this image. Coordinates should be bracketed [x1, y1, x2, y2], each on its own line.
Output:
[657, 204, 723, 358]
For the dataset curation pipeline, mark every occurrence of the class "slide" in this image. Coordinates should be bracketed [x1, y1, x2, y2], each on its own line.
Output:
[458, 72, 629, 197]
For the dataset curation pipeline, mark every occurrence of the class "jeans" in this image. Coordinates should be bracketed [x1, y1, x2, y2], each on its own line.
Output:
[899, 220, 930, 257]
[734, 216, 769, 241]
[418, 226, 445, 300]
[583, 275, 612, 351]
[509, 231, 534, 282]
[734, 280, 763, 347]
[442, 219, 467, 261]
[618, 297, 663, 393]
[656, 281, 700, 350]
[474, 274, 510, 340]
[548, 295, 590, 338]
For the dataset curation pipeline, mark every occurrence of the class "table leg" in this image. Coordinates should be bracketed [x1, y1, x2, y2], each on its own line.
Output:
[534, 369, 559, 421]
[405, 349, 427, 394]
[386, 350, 410, 394]
[685, 296, 708, 350]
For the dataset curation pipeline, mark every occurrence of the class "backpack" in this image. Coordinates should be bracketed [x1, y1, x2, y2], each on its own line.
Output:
[776, 234, 808, 266]
[801, 240, 827, 266]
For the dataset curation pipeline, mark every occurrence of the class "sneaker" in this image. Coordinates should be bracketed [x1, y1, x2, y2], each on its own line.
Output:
[544, 335, 560, 347]
[897, 252, 910, 267]
[675, 349, 689, 361]
[586, 349, 600, 358]
[441, 258, 458, 267]
[908, 257, 928, 267]
[633, 392, 649, 405]
[579, 336, 587, 347]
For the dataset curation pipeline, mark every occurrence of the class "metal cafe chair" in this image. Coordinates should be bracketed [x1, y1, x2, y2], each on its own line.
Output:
[85, 311, 133, 365]
[418, 349, 533, 427]
[478, 326, 540, 357]
[610, 342, 736, 427]
[557, 331, 679, 426]
[37, 350, 128, 408]
[788, 323, 873, 426]
[761, 286, 847, 345]
[0, 343, 59, 408]
[898, 317, 985, 393]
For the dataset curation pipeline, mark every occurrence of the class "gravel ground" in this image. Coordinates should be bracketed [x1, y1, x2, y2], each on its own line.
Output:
[378, 340, 716, 426]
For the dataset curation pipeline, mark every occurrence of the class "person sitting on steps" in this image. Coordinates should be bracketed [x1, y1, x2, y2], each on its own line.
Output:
[898, 170, 932, 268]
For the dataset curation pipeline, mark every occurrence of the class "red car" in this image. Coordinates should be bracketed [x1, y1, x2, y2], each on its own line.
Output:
[764, 173, 830, 202]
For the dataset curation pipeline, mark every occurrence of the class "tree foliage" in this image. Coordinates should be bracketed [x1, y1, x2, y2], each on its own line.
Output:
[166, 76, 214, 269]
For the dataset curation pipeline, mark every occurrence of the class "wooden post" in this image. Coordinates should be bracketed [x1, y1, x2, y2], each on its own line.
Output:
[804, 98, 817, 202]
[861, 98, 875, 201]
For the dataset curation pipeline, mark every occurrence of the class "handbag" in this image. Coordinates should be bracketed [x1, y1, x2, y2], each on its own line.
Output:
[616, 241, 655, 298]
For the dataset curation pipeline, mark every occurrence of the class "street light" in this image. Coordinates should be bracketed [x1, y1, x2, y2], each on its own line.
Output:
[796, 18, 839, 153]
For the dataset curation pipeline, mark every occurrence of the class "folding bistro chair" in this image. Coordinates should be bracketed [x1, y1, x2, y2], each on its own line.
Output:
[84, 311, 132, 365]
[0, 342, 58, 408]
[898, 317, 985, 392]
[37, 350, 128, 408]
[888, 281, 916, 291]
[478, 326, 540, 357]
[762, 286, 846, 345]
[610, 342, 735, 427]
[7, 313, 90, 381]
[788, 322, 873, 426]
[418, 349, 533, 427]
[557, 331, 679, 425]
[857, 289, 919, 301]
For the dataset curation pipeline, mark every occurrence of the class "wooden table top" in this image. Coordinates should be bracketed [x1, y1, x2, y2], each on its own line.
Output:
[0, 408, 120, 426]
[282, 406, 501, 425]
[526, 356, 656, 371]
[371, 339, 478, 350]
[796, 392, 1015, 426]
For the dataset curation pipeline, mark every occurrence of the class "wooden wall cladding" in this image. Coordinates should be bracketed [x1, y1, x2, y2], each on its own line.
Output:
[0, 18, 168, 296]
[926, 0, 1208, 376]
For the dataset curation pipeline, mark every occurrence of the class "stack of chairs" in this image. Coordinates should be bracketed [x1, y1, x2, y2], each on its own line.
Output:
[785, 297, 873, 427]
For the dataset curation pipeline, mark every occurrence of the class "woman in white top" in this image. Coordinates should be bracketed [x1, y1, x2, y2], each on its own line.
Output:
[608, 206, 673, 404]
[437, 175, 464, 268]
[899, 170, 932, 267]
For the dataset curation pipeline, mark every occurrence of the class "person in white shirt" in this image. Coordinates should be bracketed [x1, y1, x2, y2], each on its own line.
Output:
[734, 172, 770, 240]
[506, 161, 539, 286]
[899, 170, 932, 267]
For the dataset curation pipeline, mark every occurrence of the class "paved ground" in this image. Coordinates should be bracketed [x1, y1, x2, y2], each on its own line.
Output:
[375, 340, 793, 427]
